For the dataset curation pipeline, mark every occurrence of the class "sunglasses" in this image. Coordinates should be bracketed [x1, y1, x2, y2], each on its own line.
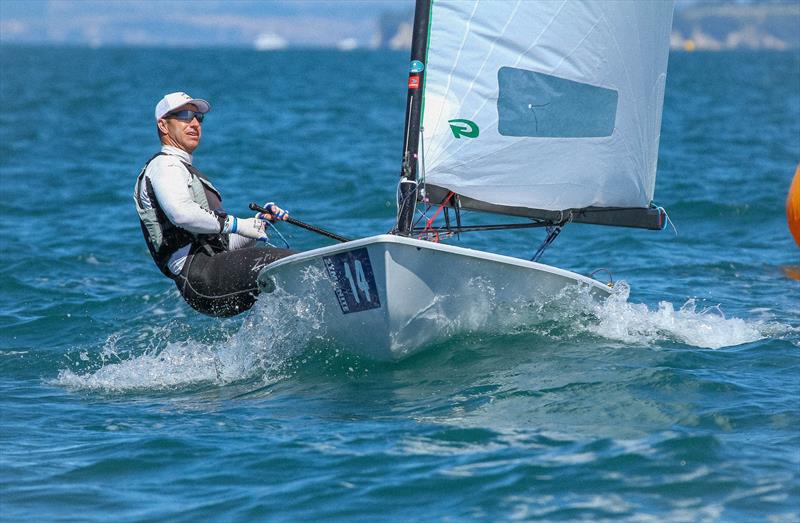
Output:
[165, 110, 205, 123]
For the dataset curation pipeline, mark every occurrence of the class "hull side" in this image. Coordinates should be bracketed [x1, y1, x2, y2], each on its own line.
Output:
[257, 235, 611, 360]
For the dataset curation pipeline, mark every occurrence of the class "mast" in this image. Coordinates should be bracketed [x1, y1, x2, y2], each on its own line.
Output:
[395, 0, 432, 236]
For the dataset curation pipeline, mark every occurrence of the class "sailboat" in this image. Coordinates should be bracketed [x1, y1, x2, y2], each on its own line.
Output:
[255, 0, 675, 360]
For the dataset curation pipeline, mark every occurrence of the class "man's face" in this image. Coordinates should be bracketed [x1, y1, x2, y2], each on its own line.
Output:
[158, 103, 203, 153]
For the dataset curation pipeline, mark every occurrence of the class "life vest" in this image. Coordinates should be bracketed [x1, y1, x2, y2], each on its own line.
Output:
[133, 153, 229, 278]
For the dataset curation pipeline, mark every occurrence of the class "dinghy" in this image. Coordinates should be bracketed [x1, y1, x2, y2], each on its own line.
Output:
[256, 0, 675, 360]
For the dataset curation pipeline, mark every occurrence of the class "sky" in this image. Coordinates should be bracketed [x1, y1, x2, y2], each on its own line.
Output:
[0, 0, 414, 48]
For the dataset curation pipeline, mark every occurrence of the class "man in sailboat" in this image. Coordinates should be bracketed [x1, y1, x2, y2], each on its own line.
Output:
[134, 91, 293, 317]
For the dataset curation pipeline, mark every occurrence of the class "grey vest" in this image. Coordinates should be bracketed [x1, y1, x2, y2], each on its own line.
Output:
[134, 153, 229, 278]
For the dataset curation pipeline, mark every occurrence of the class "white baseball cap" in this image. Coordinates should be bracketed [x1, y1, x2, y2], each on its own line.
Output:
[154, 92, 211, 121]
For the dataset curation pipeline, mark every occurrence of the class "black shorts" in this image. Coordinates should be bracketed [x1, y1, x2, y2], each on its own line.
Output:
[175, 246, 294, 317]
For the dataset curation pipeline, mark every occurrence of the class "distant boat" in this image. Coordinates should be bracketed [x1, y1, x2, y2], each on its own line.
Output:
[257, 0, 675, 360]
[337, 38, 358, 51]
[254, 33, 287, 51]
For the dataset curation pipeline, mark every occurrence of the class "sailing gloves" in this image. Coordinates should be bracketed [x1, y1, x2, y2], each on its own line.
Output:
[258, 202, 289, 222]
[222, 215, 267, 241]
[221, 203, 289, 241]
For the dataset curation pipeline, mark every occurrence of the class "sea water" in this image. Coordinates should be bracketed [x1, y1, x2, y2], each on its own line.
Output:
[1, 47, 798, 522]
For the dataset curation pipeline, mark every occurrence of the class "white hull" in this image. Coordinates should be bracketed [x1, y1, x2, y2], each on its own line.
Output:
[256, 235, 611, 361]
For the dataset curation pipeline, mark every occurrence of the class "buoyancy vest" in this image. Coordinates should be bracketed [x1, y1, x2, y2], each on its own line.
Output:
[134, 153, 229, 278]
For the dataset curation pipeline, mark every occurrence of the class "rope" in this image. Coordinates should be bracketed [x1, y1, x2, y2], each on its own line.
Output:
[660, 206, 678, 235]
[531, 224, 564, 262]
[424, 191, 455, 229]
[589, 268, 614, 286]
[391, 178, 419, 234]
[413, 203, 432, 229]
[418, 191, 455, 242]
[265, 221, 291, 249]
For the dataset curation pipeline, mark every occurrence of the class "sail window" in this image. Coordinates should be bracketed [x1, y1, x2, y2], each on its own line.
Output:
[497, 67, 618, 138]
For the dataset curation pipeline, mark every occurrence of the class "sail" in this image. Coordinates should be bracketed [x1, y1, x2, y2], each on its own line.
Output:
[420, 0, 674, 218]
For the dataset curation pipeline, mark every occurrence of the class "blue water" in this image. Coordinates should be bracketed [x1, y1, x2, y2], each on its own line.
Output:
[1, 47, 798, 522]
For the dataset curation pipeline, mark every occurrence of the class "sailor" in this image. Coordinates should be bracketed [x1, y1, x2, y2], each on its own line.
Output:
[134, 91, 292, 317]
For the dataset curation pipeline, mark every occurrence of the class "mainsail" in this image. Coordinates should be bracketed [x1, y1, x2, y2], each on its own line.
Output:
[407, 0, 674, 230]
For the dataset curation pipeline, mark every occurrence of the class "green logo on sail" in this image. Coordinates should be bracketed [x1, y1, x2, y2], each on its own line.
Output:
[448, 119, 479, 139]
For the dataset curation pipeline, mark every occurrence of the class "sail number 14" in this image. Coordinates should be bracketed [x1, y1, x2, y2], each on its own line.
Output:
[323, 248, 381, 314]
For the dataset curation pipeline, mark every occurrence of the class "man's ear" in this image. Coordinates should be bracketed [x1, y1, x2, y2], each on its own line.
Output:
[157, 118, 169, 135]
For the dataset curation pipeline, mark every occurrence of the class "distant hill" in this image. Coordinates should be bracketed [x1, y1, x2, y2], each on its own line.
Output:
[376, 10, 413, 50]
[1, 1, 796, 51]
[672, 2, 800, 50]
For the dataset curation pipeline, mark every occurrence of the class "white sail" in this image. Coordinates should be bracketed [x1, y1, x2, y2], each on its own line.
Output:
[421, 0, 674, 212]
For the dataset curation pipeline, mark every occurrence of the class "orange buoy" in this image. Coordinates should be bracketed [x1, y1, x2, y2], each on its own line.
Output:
[789, 164, 800, 247]
[784, 266, 800, 281]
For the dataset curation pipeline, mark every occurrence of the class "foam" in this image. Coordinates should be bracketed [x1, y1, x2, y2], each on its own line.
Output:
[55, 272, 792, 392]
[393, 280, 789, 350]
[572, 282, 789, 349]
[55, 273, 329, 393]
[56, 340, 220, 392]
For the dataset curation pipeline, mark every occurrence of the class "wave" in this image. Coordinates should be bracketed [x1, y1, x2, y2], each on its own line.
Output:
[54, 277, 331, 393]
[572, 283, 789, 349]
[54, 277, 793, 393]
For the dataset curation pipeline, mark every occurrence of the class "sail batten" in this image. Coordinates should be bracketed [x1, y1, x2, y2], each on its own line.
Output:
[419, 0, 675, 223]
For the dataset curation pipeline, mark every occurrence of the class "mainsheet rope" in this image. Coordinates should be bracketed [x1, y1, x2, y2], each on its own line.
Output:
[418, 190, 456, 242]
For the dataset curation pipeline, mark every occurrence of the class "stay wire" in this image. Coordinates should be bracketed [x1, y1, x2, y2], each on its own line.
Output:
[531, 213, 572, 262]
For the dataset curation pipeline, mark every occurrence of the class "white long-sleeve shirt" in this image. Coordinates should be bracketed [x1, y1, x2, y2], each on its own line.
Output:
[139, 145, 255, 274]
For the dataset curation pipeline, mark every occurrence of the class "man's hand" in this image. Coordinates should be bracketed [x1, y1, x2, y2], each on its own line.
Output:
[257, 202, 289, 222]
[223, 215, 268, 241]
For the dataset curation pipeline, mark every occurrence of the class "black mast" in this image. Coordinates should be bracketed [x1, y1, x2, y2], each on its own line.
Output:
[395, 0, 432, 236]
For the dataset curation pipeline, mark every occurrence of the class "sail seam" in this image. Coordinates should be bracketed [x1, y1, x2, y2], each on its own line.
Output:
[601, 4, 640, 175]
[428, 0, 480, 168]
[444, 0, 522, 167]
